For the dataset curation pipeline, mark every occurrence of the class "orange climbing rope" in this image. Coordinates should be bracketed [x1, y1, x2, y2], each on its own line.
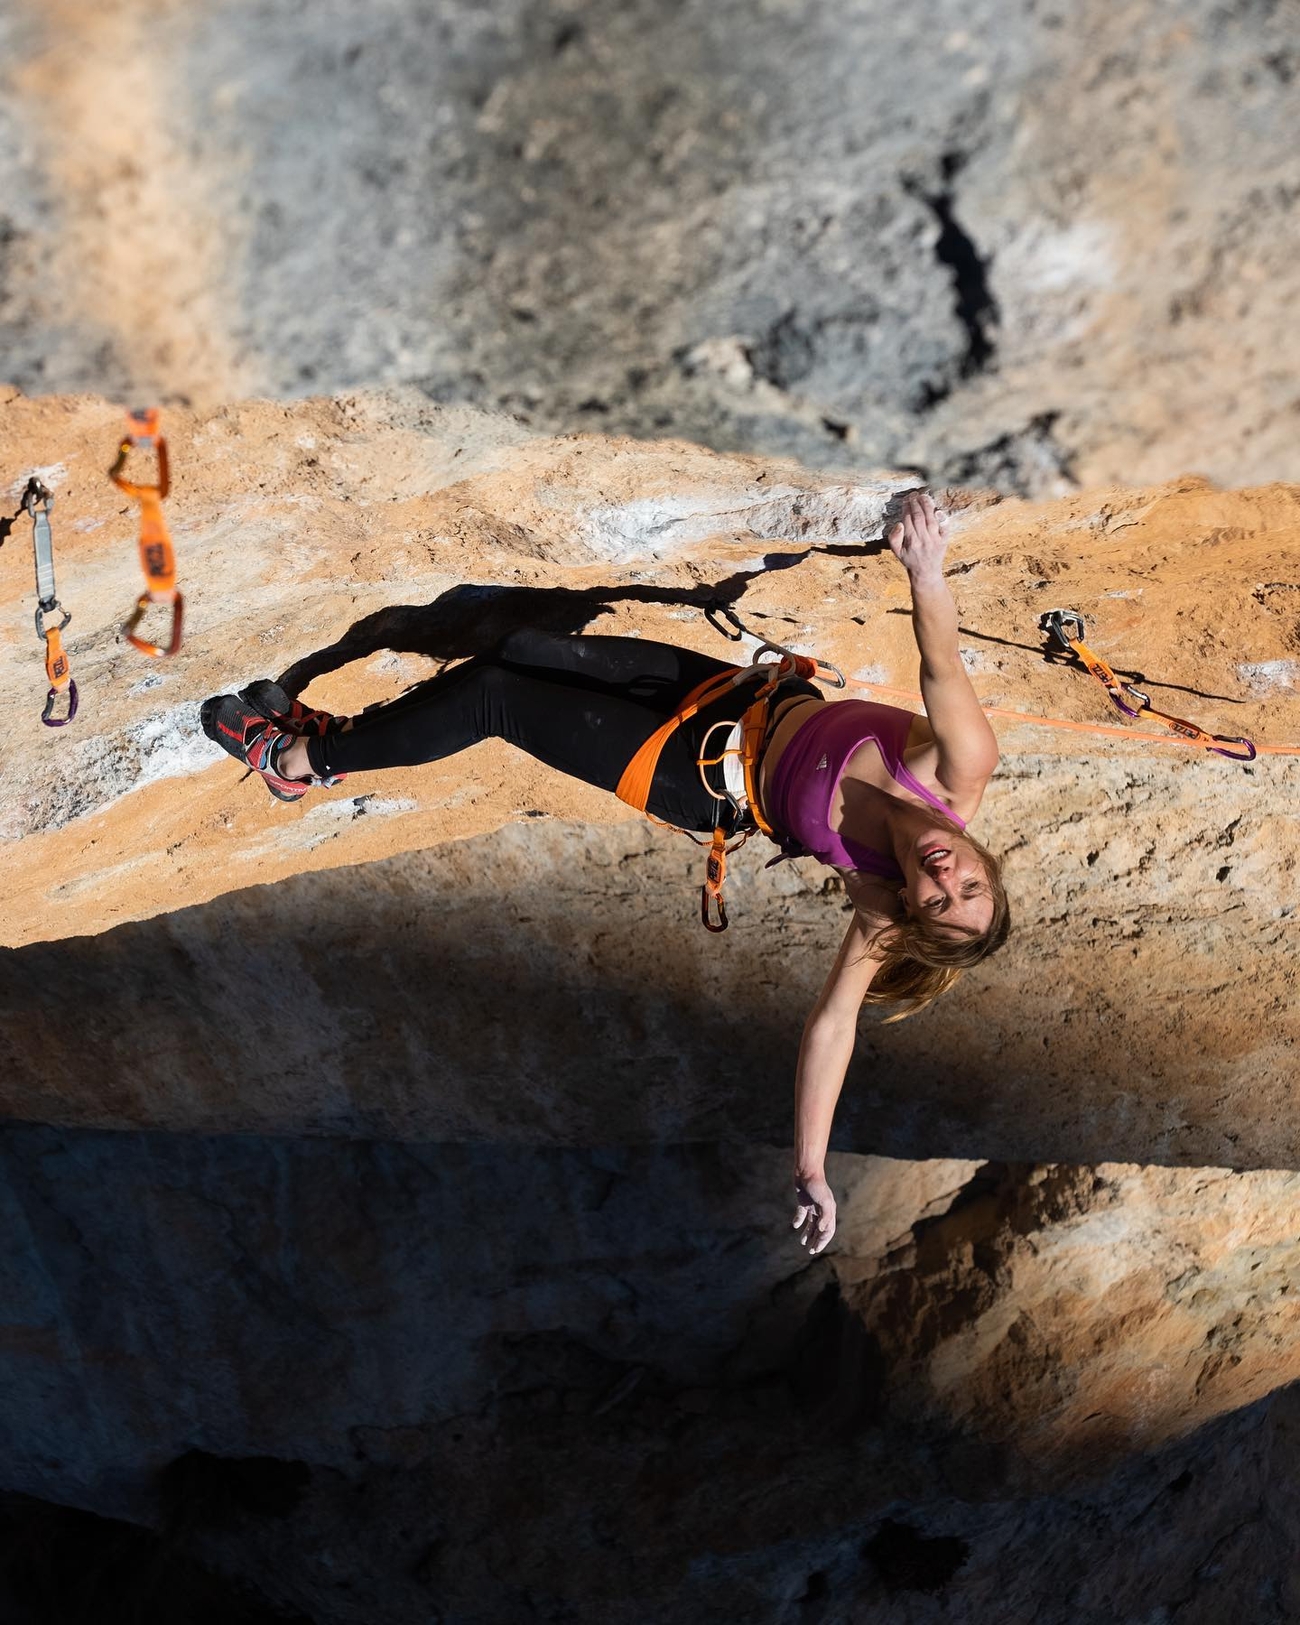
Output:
[845, 678, 1300, 751]
[109, 408, 183, 657]
[839, 607, 1300, 757]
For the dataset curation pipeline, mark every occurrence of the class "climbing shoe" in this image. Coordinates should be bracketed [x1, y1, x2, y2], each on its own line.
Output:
[238, 678, 342, 739]
[201, 692, 345, 802]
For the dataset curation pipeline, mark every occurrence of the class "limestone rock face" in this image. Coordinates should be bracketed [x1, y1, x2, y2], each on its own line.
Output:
[4, 0, 1300, 495]
[837, 1161, 1300, 1485]
[3, 1, 1300, 1610]
[2, 1123, 1299, 1623]
[3, 389, 1300, 1618]
[0, 387, 918, 942]
[4, 817, 1300, 1173]
[1, 390, 1298, 1168]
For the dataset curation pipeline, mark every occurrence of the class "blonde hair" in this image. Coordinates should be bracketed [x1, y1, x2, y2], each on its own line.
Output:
[859, 832, 1011, 1021]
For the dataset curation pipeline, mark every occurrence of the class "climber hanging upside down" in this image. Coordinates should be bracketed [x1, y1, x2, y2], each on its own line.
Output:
[201, 489, 1010, 1257]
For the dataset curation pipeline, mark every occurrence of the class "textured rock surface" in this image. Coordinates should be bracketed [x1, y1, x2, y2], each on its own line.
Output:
[2, 391, 1298, 1167]
[4, 816, 1300, 1173]
[2, 1123, 1300, 1622]
[175, 1391, 1300, 1625]
[4, 0, 1300, 494]
[840, 1161, 1300, 1478]
[4, 4, 1300, 1614]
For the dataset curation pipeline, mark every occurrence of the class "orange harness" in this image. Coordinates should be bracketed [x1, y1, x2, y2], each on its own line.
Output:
[622, 603, 1278, 931]
[109, 408, 184, 658]
[615, 635, 844, 932]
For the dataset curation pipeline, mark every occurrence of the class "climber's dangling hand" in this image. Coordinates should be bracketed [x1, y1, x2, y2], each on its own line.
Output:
[887, 488, 950, 583]
[793, 1173, 837, 1257]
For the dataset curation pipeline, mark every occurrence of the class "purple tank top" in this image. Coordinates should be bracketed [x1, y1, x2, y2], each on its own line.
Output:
[765, 699, 966, 878]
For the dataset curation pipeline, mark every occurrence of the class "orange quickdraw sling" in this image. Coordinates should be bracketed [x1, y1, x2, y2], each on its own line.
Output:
[616, 611, 844, 932]
[109, 408, 183, 658]
[1039, 609, 1256, 761]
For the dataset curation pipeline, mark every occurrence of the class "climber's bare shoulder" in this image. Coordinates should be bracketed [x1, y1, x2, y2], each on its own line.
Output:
[901, 713, 994, 821]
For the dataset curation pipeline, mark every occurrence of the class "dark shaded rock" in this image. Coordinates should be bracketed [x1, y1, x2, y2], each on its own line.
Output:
[0, 1493, 314, 1625]
[862, 1517, 971, 1593]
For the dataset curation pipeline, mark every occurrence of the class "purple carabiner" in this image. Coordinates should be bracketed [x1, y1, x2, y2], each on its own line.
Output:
[41, 679, 78, 728]
[1103, 683, 1147, 721]
[1209, 736, 1257, 762]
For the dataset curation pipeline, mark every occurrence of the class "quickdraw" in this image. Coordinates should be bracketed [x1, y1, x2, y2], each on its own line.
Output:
[616, 605, 844, 932]
[1039, 609, 1256, 762]
[109, 408, 183, 657]
[22, 478, 78, 727]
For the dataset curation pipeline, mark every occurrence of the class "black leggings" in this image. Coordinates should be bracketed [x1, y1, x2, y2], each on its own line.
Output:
[306, 629, 819, 832]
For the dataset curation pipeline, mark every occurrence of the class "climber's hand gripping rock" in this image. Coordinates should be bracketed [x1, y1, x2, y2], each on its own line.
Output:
[792, 1173, 837, 1258]
[887, 488, 950, 583]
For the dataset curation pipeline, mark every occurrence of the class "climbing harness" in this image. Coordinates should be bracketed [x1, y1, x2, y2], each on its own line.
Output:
[22, 478, 78, 727]
[638, 597, 1276, 929]
[616, 605, 844, 932]
[109, 408, 183, 657]
[1039, 609, 1256, 761]
[625, 593, 1281, 928]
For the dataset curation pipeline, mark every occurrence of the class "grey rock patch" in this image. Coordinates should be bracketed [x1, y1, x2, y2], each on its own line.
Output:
[6, 2, 1299, 489]
[577, 479, 914, 563]
[16, 701, 211, 838]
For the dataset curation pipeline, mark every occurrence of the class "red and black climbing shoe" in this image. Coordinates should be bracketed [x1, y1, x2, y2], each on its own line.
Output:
[242, 718, 314, 803]
[238, 678, 343, 740]
[200, 692, 345, 803]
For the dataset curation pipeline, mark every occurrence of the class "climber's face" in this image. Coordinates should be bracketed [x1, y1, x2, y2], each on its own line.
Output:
[901, 831, 995, 935]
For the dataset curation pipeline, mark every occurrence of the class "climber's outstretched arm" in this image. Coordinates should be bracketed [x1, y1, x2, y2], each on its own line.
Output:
[792, 907, 885, 1256]
[888, 490, 999, 797]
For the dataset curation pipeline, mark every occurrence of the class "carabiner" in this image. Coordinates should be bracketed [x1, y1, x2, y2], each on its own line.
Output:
[110, 408, 181, 657]
[1039, 608, 1086, 651]
[124, 588, 185, 658]
[1209, 736, 1257, 762]
[705, 601, 747, 642]
[700, 886, 729, 933]
[35, 601, 77, 726]
[1105, 683, 1147, 721]
[109, 408, 170, 495]
[700, 834, 731, 932]
[709, 601, 846, 689]
[34, 599, 70, 643]
[752, 637, 847, 687]
[42, 679, 78, 727]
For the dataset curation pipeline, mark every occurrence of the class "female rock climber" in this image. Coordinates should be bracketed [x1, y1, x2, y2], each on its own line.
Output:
[201, 489, 1009, 1259]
